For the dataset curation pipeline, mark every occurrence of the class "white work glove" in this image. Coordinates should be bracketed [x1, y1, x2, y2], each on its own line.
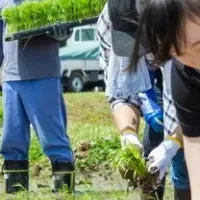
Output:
[119, 132, 144, 180]
[147, 137, 182, 182]
[121, 132, 144, 153]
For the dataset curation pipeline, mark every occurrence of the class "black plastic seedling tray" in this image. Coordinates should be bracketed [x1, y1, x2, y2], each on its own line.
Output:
[5, 16, 98, 42]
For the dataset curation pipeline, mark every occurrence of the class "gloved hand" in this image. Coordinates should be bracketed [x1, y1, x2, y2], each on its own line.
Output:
[119, 132, 144, 180]
[51, 23, 73, 41]
[147, 136, 182, 183]
[138, 91, 164, 133]
[121, 132, 144, 153]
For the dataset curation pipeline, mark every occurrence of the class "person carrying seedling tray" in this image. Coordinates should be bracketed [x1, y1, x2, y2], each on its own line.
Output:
[97, 1, 191, 200]
[0, 0, 75, 194]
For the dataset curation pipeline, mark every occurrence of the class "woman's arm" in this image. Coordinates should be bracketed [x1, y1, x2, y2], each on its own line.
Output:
[148, 126, 183, 182]
[109, 97, 143, 153]
[109, 98, 140, 134]
[97, 4, 141, 137]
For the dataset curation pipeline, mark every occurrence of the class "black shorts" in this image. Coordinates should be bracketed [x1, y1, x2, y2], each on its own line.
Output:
[171, 59, 200, 137]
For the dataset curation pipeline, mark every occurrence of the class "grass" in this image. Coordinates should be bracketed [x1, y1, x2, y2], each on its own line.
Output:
[114, 145, 161, 198]
[0, 92, 173, 199]
[1, 0, 106, 34]
[114, 145, 147, 178]
[0, 190, 134, 200]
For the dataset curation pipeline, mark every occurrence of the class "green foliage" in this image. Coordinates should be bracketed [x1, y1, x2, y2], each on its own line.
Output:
[0, 92, 173, 199]
[114, 145, 161, 197]
[29, 135, 43, 163]
[0, 190, 129, 200]
[2, 0, 107, 33]
[0, 106, 3, 126]
[114, 145, 148, 178]
[76, 136, 121, 171]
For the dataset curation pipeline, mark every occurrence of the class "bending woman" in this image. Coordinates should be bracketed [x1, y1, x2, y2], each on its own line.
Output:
[133, 1, 200, 200]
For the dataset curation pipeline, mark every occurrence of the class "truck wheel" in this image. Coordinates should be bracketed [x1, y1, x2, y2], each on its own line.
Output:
[68, 73, 84, 92]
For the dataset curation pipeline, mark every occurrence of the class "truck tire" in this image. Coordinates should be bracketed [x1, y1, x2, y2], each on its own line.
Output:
[68, 72, 84, 92]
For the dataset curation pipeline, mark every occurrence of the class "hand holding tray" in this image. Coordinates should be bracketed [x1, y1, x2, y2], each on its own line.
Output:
[5, 17, 98, 42]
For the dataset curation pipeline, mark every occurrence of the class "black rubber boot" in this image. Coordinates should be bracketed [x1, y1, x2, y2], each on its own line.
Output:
[174, 188, 191, 200]
[3, 160, 29, 194]
[51, 162, 75, 193]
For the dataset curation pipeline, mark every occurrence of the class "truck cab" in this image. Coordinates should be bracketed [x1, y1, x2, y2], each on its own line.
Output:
[59, 24, 104, 92]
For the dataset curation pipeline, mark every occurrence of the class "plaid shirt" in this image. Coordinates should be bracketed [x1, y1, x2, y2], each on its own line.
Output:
[97, 4, 178, 137]
[96, 3, 151, 102]
[163, 61, 178, 136]
[96, 3, 111, 73]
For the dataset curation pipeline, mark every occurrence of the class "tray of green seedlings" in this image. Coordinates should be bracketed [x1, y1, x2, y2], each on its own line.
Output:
[4, 16, 99, 41]
[1, 0, 106, 41]
[114, 144, 160, 198]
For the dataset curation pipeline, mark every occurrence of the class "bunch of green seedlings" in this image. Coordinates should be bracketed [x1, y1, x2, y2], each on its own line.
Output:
[1, 0, 106, 33]
[114, 145, 160, 197]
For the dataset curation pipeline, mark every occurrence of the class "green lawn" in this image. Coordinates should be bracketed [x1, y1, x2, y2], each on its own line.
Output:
[0, 92, 173, 200]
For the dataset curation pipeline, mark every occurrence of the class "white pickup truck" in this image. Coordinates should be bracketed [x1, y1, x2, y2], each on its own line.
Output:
[59, 24, 104, 92]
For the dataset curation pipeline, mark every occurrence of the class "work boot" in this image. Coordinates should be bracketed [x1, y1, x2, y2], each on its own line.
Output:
[3, 160, 29, 194]
[174, 188, 191, 200]
[51, 162, 75, 193]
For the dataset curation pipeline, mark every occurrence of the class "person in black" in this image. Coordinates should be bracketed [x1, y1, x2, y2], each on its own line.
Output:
[132, 0, 200, 200]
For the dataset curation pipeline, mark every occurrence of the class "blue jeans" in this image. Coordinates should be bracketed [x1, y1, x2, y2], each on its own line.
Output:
[170, 149, 190, 190]
[0, 78, 74, 163]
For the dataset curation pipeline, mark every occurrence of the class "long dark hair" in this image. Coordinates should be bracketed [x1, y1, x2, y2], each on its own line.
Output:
[131, 0, 200, 71]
